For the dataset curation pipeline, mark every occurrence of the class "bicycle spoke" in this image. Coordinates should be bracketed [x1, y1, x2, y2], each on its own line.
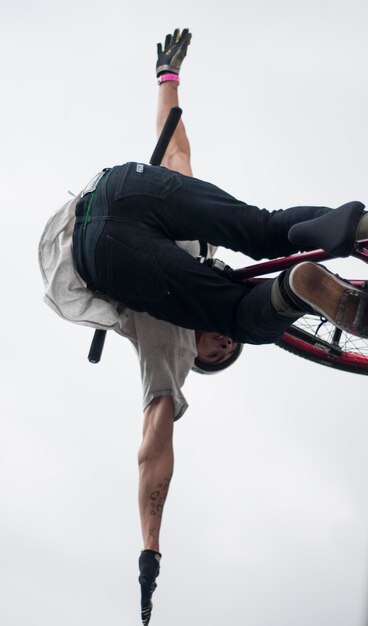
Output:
[291, 315, 368, 357]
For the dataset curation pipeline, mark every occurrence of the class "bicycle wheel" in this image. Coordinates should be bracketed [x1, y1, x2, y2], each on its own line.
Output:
[276, 314, 368, 375]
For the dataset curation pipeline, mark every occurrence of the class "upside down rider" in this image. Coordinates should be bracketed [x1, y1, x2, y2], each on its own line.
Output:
[38, 28, 368, 625]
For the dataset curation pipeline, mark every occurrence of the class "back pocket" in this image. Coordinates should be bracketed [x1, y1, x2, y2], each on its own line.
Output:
[114, 162, 183, 201]
[105, 235, 167, 307]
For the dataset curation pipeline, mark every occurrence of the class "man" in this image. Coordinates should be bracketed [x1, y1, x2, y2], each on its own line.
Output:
[39, 29, 368, 625]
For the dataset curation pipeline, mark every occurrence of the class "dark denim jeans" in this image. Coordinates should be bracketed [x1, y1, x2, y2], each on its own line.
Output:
[73, 162, 333, 344]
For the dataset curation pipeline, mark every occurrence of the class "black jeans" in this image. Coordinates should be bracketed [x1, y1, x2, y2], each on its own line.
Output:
[73, 162, 334, 344]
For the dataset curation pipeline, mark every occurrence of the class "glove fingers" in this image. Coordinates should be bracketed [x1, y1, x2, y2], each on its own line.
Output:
[156, 28, 192, 78]
[178, 29, 191, 53]
[182, 31, 191, 51]
[164, 33, 171, 50]
[141, 602, 153, 626]
[140, 580, 157, 626]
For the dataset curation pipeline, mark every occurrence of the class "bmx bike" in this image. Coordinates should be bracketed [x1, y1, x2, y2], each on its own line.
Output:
[233, 241, 368, 375]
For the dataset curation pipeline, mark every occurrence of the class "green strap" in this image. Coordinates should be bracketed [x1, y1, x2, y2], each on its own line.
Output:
[82, 191, 95, 261]
[83, 191, 95, 239]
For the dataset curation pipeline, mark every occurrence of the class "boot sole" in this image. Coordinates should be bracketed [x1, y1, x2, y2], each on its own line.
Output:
[289, 262, 368, 337]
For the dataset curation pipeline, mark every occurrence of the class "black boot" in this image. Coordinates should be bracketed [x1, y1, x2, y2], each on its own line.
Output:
[288, 201, 365, 256]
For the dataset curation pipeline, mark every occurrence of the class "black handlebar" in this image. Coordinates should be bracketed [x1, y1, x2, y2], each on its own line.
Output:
[88, 106, 183, 363]
[149, 106, 182, 165]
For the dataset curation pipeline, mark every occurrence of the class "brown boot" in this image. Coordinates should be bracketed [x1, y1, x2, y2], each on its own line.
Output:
[287, 262, 368, 337]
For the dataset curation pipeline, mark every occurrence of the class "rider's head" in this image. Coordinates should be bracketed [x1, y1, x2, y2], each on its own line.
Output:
[192, 331, 243, 374]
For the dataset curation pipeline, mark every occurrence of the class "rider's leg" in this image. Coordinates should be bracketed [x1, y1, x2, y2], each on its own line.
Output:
[105, 164, 335, 260]
[104, 164, 365, 260]
[93, 218, 302, 344]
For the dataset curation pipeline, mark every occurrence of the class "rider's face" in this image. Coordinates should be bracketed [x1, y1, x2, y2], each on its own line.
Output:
[195, 331, 238, 365]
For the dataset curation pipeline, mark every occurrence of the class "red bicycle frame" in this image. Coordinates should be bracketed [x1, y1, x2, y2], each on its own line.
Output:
[233, 239, 368, 375]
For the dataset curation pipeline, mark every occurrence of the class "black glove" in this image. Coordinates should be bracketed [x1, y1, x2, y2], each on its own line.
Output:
[138, 550, 161, 626]
[156, 28, 192, 77]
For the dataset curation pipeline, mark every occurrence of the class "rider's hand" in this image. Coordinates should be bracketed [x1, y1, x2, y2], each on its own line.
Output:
[156, 28, 192, 77]
[139, 550, 161, 626]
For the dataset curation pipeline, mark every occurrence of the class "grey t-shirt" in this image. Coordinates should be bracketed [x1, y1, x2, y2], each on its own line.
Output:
[125, 311, 197, 419]
[38, 190, 204, 420]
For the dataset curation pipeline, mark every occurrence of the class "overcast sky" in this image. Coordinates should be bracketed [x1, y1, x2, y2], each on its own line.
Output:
[1, 0, 368, 625]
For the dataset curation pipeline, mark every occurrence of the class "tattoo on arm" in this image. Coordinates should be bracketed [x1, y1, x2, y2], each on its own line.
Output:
[149, 475, 172, 518]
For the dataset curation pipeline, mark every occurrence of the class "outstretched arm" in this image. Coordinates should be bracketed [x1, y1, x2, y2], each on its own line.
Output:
[156, 29, 193, 176]
[157, 83, 192, 175]
[138, 28, 192, 555]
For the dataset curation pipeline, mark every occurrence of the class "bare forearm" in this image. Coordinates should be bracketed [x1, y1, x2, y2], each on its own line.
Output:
[157, 82, 192, 173]
[138, 458, 173, 551]
[138, 396, 175, 552]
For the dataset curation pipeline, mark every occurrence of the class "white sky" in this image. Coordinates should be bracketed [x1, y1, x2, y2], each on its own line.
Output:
[1, 0, 368, 625]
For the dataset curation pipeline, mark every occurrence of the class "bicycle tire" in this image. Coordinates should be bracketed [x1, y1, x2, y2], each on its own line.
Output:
[276, 315, 368, 375]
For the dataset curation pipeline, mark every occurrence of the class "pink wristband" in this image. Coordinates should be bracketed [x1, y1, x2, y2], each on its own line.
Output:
[158, 72, 180, 85]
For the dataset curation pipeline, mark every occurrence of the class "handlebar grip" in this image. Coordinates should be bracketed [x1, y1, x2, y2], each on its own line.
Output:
[88, 329, 106, 364]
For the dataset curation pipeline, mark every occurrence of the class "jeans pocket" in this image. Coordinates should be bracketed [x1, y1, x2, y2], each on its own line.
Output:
[114, 162, 183, 201]
[105, 235, 167, 308]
